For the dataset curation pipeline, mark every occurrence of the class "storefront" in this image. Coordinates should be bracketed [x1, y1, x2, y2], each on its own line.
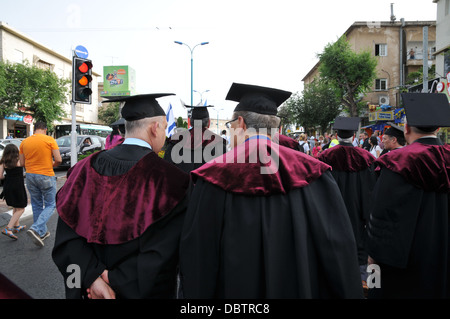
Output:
[1, 114, 33, 138]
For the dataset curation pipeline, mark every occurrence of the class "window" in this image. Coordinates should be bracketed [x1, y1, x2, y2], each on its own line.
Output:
[446, 0, 450, 16]
[13, 49, 24, 64]
[375, 44, 387, 57]
[375, 79, 387, 91]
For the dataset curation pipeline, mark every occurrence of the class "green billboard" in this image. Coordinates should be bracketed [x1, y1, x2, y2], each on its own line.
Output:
[101, 65, 136, 97]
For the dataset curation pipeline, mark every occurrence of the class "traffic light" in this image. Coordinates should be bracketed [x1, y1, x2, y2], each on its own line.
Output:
[72, 57, 93, 104]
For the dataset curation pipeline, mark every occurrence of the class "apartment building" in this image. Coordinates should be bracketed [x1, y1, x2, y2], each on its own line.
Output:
[0, 22, 100, 138]
[302, 20, 436, 110]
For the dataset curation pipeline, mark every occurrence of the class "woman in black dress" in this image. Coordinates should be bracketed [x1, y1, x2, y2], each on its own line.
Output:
[0, 144, 27, 240]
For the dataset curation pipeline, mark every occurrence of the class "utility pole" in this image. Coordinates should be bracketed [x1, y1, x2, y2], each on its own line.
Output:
[423, 26, 429, 92]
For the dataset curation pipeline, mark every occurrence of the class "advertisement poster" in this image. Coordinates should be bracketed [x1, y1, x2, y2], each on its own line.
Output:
[101, 65, 136, 97]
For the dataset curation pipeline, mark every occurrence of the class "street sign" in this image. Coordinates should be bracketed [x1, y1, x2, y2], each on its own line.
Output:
[74, 45, 89, 59]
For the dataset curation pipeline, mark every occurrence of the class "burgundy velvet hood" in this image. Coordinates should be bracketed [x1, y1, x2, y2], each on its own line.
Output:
[318, 145, 375, 172]
[376, 142, 450, 193]
[191, 137, 331, 196]
[273, 133, 301, 150]
[56, 151, 189, 245]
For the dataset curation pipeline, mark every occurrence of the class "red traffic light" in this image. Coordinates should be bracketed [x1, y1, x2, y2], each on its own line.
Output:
[78, 61, 93, 73]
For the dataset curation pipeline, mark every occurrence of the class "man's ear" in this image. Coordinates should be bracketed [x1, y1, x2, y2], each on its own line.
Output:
[149, 121, 159, 136]
[238, 116, 246, 130]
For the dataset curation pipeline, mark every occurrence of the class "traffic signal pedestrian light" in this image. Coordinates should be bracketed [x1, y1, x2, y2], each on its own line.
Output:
[72, 57, 93, 104]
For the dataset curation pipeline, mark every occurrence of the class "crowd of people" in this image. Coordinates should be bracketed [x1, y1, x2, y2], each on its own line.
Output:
[0, 86, 449, 301]
[291, 128, 395, 159]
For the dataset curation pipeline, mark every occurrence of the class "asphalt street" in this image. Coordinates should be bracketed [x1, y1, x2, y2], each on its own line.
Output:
[0, 168, 68, 299]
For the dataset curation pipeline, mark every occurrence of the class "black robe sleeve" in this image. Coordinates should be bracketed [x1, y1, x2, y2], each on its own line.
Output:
[52, 217, 107, 299]
[180, 171, 364, 299]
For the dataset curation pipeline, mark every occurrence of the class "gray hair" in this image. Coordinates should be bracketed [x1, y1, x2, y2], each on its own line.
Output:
[233, 111, 281, 134]
[125, 116, 165, 135]
[190, 118, 210, 129]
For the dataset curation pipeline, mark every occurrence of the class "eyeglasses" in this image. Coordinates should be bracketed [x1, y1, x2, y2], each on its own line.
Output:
[225, 118, 238, 129]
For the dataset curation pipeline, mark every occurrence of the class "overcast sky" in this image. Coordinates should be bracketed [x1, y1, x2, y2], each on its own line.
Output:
[1, 0, 438, 120]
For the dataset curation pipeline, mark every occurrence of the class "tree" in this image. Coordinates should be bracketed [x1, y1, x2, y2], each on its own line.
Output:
[284, 80, 342, 134]
[176, 116, 188, 129]
[0, 60, 69, 129]
[318, 36, 377, 117]
[98, 101, 121, 125]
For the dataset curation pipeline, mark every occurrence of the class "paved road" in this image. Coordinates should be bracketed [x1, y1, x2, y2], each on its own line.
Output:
[0, 168, 68, 299]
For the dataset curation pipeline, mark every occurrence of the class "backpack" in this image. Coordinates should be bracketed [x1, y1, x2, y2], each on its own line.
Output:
[298, 142, 306, 153]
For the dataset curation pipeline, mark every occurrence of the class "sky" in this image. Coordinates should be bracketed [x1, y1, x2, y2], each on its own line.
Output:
[0, 0, 438, 120]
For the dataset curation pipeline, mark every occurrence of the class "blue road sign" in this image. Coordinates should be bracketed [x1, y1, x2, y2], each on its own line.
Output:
[74, 45, 89, 59]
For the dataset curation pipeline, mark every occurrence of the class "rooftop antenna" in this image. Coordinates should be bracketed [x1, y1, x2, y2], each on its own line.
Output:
[390, 3, 396, 23]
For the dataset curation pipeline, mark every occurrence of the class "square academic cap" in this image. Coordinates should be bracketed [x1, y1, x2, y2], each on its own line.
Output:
[225, 83, 292, 116]
[102, 93, 174, 121]
[186, 105, 214, 119]
[384, 122, 404, 139]
[333, 117, 360, 138]
[401, 93, 450, 131]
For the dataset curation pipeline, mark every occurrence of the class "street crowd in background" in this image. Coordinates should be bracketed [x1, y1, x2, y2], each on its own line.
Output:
[291, 129, 388, 159]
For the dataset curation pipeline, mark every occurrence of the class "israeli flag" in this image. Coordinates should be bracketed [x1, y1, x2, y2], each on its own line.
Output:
[166, 103, 176, 137]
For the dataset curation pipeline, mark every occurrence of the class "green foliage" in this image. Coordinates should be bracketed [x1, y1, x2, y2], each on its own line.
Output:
[318, 36, 378, 117]
[405, 65, 436, 86]
[98, 101, 121, 125]
[177, 116, 188, 128]
[283, 80, 342, 134]
[0, 60, 69, 130]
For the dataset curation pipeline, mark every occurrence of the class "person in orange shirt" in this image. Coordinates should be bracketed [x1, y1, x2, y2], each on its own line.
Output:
[19, 121, 62, 247]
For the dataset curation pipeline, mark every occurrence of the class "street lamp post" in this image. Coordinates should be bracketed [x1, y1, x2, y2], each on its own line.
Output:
[213, 107, 224, 134]
[174, 41, 209, 108]
[193, 89, 210, 105]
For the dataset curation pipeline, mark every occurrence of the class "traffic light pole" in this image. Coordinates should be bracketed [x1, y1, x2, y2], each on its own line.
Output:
[70, 101, 77, 167]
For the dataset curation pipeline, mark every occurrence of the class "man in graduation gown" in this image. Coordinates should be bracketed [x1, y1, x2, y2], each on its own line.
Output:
[379, 122, 405, 156]
[318, 117, 377, 291]
[52, 94, 190, 299]
[365, 93, 450, 299]
[164, 105, 227, 173]
[179, 82, 364, 299]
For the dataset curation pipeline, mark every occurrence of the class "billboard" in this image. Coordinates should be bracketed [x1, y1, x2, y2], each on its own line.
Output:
[101, 65, 136, 97]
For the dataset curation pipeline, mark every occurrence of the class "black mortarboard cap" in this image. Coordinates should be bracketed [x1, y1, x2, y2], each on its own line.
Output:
[102, 93, 174, 121]
[110, 118, 125, 127]
[384, 122, 404, 139]
[333, 117, 360, 138]
[225, 82, 292, 116]
[401, 93, 450, 132]
[186, 105, 214, 119]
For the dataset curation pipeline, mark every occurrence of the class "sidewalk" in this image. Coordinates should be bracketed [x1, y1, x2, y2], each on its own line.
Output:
[0, 175, 67, 227]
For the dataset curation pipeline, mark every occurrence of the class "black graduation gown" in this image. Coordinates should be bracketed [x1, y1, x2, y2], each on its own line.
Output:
[318, 143, 377, 265]
[52, 144, 189, 299]
[365, 138, 450, 299]
[164, 128, 227, 173]
[179, 138, 364, 299]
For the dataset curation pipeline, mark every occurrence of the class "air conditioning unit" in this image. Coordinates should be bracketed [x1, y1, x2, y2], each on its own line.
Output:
[379, 96, 389, 105]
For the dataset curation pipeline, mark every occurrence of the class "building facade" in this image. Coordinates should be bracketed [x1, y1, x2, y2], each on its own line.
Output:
[0, 22, 100, 138]
[302, 20, 437, 110]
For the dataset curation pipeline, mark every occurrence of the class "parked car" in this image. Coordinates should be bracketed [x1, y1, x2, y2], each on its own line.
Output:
[56, 135, 104, 168]
[0, 138, 25, 159]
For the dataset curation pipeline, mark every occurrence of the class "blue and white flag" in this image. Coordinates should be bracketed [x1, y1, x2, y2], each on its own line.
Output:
[166, 103, 176, 137]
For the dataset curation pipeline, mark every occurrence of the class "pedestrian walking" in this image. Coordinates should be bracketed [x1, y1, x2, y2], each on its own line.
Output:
[365, 93, 450, 298]
[179, 82, 364, 299]
[52, 94, 190, 299]
[19, 121, 61, 247]
[0, 144, 27, 240]
[105, 118, 125, 150]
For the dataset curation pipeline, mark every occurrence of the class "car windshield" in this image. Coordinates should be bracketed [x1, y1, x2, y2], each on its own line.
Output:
[56, 136, 83, 147]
